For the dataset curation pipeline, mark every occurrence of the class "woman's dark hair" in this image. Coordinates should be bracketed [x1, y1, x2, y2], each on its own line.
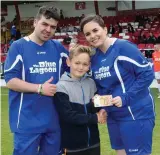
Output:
[80, 14, 105, 32]
[35, 6, 60, 21]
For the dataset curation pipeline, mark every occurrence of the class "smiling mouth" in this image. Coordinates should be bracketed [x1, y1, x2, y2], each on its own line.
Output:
[43, 32, 50, 36]
[93, 40, 97, 43]
[44, 34, 50, 37]
[92, 39, 99, 43]
[78, 71, 84, 73]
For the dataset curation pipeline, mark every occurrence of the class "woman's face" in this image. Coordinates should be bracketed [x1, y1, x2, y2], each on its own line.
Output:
[83, 21, 107, 48]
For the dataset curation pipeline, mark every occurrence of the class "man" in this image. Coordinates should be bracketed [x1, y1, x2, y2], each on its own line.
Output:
[4, 6, 69, 155]
[11, 24, 17, 37]
[152, 44, 160, 98]
[9, 35, 16, 46]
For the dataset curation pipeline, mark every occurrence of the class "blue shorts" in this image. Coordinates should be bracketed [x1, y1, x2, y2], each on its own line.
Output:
[13, 131, 61, 155]
[107, 118, 155, 155]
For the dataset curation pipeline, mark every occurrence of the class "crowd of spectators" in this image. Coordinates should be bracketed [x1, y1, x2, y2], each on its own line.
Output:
[56, 24, 80, 33]
[1, 11, 160, 80]
[1, 12, 160, 47]
[107, 13, 160, 45]
[138, 32, 159, 44]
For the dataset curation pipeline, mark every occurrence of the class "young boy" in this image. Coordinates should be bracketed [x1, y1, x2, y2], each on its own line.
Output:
[54, 44, 106, 155]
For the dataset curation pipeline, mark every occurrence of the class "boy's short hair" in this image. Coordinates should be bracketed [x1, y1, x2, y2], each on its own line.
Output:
[35, 6, 60, 21]
[69, 44, 94, 59]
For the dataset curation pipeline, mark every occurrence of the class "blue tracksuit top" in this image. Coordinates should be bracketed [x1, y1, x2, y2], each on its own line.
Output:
[4, 37, 69, 133]
[91, 39, 155, 121]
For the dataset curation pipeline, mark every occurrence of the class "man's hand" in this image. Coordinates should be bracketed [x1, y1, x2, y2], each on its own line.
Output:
[41, 77, 57, 96]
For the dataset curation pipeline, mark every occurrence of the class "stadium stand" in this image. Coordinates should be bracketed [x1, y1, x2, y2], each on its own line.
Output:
[1, 1, 160, 74]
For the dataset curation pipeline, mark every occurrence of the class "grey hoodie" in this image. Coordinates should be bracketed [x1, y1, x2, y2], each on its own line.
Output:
[57, 73, 97, 105]
[54, 72, 100, 151]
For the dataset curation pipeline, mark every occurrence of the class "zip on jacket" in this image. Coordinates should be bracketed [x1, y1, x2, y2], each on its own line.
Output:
[54, 72, 100, 150]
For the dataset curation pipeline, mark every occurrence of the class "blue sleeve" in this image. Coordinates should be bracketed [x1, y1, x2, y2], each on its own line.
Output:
[4, 41, 23, 83]
[118, 41, 154, 106]
[56, 41, 70, 74]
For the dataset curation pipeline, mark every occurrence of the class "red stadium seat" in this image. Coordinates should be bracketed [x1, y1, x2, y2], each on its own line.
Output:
[138, 44, 146, 49]
[145, 44, 154, 49]
[1, 55, 7, 63]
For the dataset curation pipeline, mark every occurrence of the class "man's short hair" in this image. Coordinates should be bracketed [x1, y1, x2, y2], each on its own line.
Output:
[35, 6, 60, 21]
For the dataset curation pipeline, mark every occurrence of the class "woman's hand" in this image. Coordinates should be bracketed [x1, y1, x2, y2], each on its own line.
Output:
[111, 96, 122, 107]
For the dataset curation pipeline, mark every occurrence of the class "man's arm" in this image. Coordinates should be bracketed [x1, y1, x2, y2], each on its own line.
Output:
[4, 42, 56, 96]
[7, 78, 38, 93]
[58, 42, 70, 73]
[6, 76, 56, 96]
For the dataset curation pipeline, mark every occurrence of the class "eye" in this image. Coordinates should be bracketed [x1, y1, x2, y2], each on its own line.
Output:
[84, 63, 89, 66]
[93, 29, 98, 33]
[51, 26, 57, 30]
[42, 23, 48, 26]
[82, 63, 89, 66]
[85, 33, 90, 37]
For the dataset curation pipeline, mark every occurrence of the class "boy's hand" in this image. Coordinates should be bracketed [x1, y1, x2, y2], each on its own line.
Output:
[97, 109, 107, 124]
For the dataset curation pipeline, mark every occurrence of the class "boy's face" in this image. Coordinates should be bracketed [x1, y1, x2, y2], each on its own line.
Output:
[67, 53, 90, 79]
[34, 15, 58, 42]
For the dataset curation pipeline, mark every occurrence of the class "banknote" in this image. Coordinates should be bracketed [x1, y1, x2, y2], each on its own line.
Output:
[94, 95, 113, 107]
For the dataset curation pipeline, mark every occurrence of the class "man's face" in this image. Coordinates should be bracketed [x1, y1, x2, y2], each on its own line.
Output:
[34, 15, 58, 42]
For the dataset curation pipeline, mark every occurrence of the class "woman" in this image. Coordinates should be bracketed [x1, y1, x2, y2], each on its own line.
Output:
[80, 14, 155, 155]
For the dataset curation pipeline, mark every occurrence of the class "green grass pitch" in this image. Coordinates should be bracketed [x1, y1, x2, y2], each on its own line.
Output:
[1, 87, 160, 155]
